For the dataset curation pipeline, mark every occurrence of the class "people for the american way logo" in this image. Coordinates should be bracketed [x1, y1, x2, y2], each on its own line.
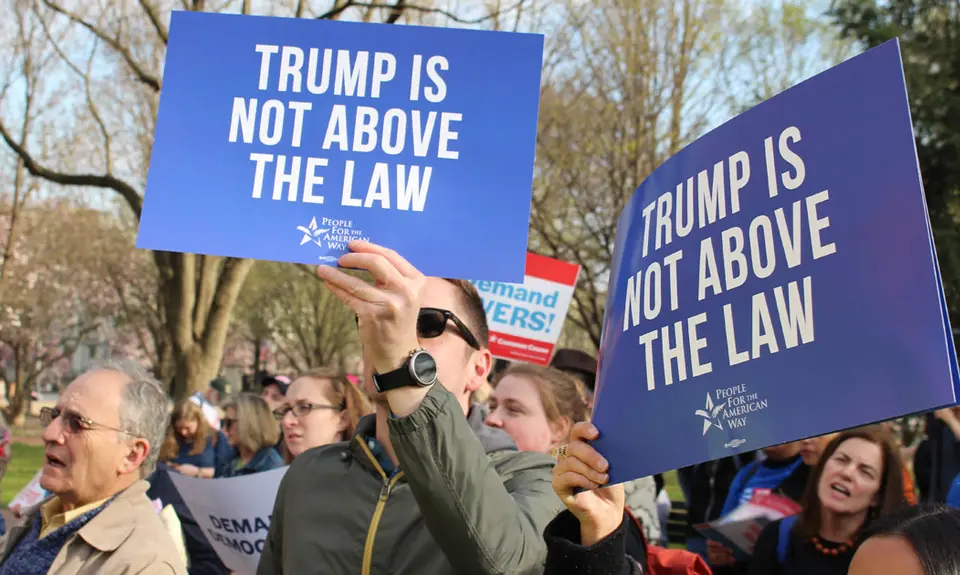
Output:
[297, 217, 329, 247]
[695, 393, 725, 436]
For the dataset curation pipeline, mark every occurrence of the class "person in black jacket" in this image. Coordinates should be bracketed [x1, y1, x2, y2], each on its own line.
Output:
[543, 421, 644, 575]
[147, 463, 229, 575]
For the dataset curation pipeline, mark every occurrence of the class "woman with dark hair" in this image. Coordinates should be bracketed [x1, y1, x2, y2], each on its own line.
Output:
[850, 503, 960, 575]
[277, 367, 373, 462]
[748, 425, 907, 575]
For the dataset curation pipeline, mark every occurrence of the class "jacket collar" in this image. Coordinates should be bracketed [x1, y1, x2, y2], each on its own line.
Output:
[75, 480, 152, 552]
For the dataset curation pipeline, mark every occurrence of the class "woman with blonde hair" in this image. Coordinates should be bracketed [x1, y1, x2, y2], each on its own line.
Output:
[276, 367, 373, 462]
[215, 393, 284, 477]
[484, 363, 589, 454]
[159, 399, 223, 478]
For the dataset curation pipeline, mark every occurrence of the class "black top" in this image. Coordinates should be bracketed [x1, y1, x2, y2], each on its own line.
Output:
[749, 518, 854, 575]
[543, 510, 644, 575]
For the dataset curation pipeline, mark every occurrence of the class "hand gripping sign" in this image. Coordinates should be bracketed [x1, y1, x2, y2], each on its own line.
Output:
[590, 39, 960, 484]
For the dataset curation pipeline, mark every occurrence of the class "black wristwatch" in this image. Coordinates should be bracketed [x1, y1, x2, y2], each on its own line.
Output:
[373, 349, 438, 393]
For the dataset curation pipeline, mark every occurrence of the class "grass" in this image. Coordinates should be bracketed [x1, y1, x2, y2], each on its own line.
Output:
[663, 469, 684, 503]
[2, 443, 45, 507]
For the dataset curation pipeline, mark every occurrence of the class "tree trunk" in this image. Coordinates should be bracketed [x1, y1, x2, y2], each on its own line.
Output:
[157, 251, 253, 400]
[3, 349, 28, 426]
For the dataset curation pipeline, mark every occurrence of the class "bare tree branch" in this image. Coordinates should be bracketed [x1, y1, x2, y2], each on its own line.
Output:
[0, 119, 143, 217]
[42, 0, 162, 92]
[384, 0, 406, 24]
[320, 0, 526, 24]
[318, 0, 355, 20]
[138, 0, 169, 44]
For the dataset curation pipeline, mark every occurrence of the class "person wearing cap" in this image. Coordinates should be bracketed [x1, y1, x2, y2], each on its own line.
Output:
[190, 378, 228, 431]
[260, 375, 290, 412]
[549, 349, 597, 407]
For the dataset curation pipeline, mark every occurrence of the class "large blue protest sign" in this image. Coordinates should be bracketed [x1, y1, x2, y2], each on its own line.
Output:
[136, 12, 543, 282]
[591, 39, 960, 484]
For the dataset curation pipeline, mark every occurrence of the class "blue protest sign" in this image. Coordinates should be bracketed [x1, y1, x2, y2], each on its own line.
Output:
[136, 12, 543, 282]
[590, 39, 960, 484]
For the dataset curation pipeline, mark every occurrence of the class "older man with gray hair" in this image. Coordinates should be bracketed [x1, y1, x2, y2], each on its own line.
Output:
[0, 360, 186, 574]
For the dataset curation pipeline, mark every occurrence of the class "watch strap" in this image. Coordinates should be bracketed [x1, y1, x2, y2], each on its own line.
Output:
[373, 349, 432, 393]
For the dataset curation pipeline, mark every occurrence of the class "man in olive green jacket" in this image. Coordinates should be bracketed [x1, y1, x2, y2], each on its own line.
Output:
[258, 242, 562, 575]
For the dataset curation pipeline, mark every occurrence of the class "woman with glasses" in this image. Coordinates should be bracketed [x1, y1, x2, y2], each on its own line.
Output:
[215, 393, 284, 477]
[277, 368, 373, 462]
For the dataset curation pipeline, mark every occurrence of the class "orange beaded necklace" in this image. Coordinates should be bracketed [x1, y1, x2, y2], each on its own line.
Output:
[811, 536, 854, 556]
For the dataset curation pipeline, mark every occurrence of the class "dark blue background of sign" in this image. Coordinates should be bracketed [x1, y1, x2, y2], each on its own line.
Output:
[591, 40, 959, 484]
[136, 11, 543, 282]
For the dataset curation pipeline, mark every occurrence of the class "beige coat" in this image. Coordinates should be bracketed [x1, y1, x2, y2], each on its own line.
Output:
[0, 480, 186, 575]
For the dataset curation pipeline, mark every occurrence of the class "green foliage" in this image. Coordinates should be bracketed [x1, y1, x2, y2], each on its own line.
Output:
[2, 442, 44, 506]
[832, 0, 960, 325]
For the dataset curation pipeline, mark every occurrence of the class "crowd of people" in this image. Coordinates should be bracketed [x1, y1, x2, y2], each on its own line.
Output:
[1, 241, 960, 575]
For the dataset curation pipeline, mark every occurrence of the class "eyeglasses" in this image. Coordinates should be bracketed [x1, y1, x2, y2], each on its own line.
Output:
[273, 402, 342, 421]
[39, 407, 139, 437]
[355, 308, 481, 350]
[221, 418, 237, 430]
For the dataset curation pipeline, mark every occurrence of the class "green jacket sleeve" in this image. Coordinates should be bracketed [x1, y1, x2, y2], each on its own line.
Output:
[256, 467, 286, 575]
[388, 384, 562, 575]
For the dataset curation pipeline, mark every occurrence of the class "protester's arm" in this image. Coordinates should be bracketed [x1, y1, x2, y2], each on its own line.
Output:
[389, 384, 560, 575]
[748, 521, 780, 575]
[543, 510, 640, 575]
[256, 471, 286, 575]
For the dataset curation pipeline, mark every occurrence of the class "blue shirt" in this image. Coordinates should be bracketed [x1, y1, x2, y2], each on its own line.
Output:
[721, 456, 805, 516]
[172, 434, 217, 469]
[946, 474, 960, 508]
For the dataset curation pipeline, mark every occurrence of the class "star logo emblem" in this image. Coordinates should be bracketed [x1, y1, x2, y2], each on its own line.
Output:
[695, 393, 725, 436]
[296, 217, 330, 247]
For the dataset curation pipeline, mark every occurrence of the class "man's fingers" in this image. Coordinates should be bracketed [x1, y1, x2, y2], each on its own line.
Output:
[555, 453, 609, 486]
[338, 252, 407, 289]
[323, 278, 369, 312]
[317, 265, 380, 304]
[563, 439, 609, 475]
[348, 240, 421, 279]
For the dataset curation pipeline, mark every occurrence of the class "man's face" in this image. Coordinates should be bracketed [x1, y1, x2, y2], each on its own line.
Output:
[363, 278, 491, 411]
[261, 384, 285, 411]
[40, 370, 146, 508]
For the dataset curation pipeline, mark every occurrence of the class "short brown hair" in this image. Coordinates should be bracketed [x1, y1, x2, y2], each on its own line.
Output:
[493, 364, 590, 432]
[298, 367, 373, 440]
[222, 393, 280, 456]
[444, 279, 490, 349]
[795, 425, 907, 539]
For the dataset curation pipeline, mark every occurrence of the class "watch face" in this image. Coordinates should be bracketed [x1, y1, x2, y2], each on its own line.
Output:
[411, 351, 438, 386]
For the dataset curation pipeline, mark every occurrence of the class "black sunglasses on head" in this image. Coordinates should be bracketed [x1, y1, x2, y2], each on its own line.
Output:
[356, 307, 481, 350]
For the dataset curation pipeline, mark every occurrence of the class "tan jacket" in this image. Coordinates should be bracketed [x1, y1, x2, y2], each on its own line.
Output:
[0, 480, 186, 575]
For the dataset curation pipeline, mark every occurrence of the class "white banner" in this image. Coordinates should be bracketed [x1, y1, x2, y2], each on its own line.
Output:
[170, 467, 287, 575]
[8, 469, 47, 511]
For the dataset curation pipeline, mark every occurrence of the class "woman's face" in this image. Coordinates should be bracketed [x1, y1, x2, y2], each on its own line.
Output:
[223, 407, 239, 448]
[281, 377, 346, 459]
[800, 432, 839, 466]
[849, 535, 923, 575]
[484, 375, 561, 454]
[175, 416, 199, 443]
[817, 437, 883, 517]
